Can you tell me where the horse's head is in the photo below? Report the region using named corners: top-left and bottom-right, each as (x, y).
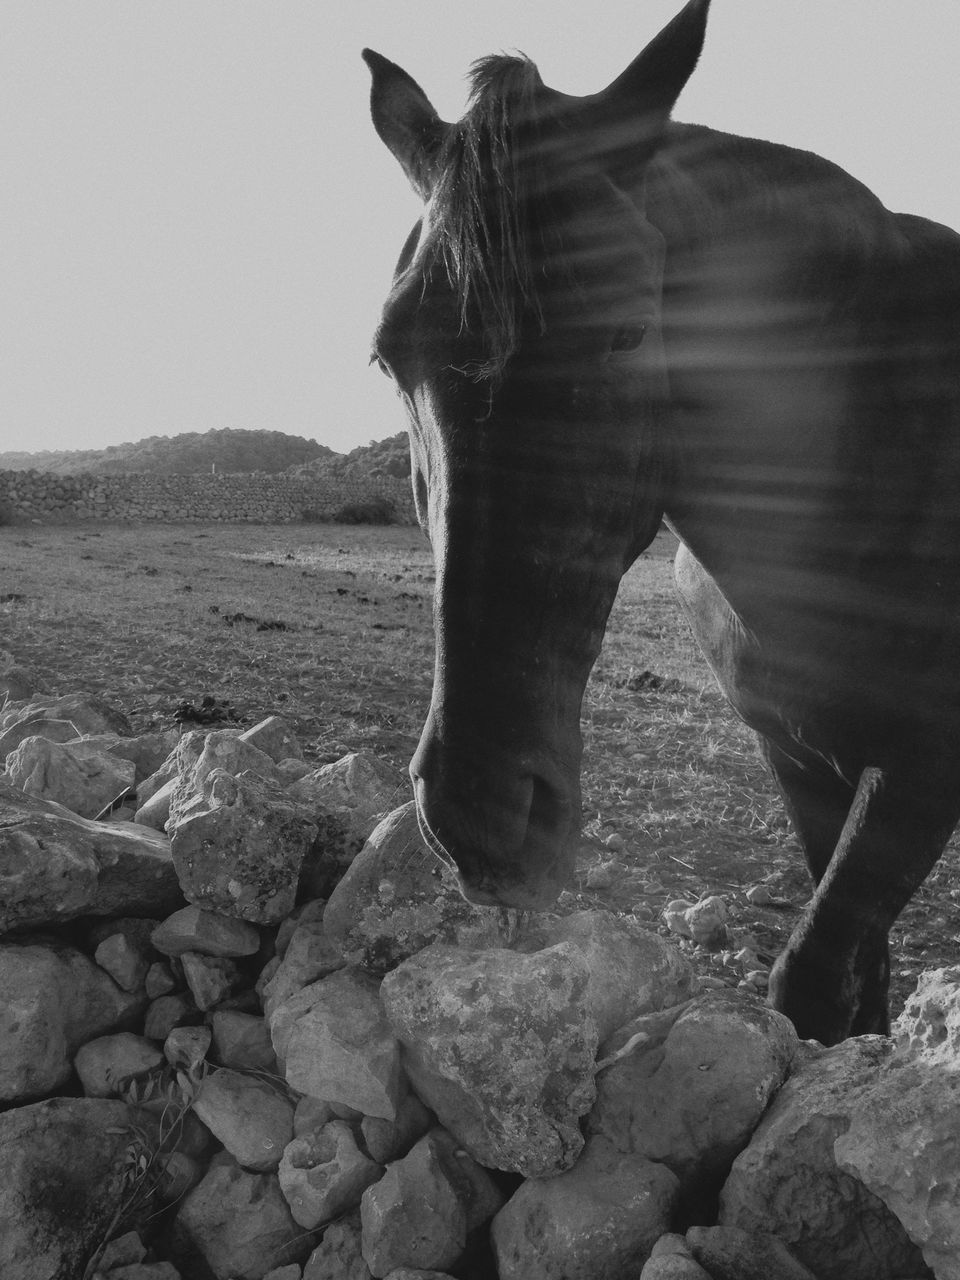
top-left (364, 1), bottom-right (708, 907)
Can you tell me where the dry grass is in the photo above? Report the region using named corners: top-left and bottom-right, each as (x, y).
top-left (3, 519), bottom-right (959, 1012)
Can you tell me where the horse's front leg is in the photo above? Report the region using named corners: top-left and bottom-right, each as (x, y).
top-left (767, 761), bottom-right (960, 1045)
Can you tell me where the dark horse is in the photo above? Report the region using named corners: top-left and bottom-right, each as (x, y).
top-left (363, 0), bottom-right (960, 1045)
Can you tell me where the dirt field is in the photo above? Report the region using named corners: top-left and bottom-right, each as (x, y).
top-left (3, 519), bottom-right (959, 1017)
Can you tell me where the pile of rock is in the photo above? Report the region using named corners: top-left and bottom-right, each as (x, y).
top-left (0, 661), bottom-right (956, 1280)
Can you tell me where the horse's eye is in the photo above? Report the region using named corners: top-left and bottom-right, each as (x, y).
top-left (369, 352), bottom-right (391, 377)
top-left (611, 322), bottom-right (647, 353)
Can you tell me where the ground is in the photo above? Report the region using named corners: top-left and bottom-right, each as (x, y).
top-left (3, 519), bottom-right (959, 1018)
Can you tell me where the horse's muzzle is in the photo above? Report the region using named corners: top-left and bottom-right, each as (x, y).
top-left (409, 732), bottom-right (579, 910)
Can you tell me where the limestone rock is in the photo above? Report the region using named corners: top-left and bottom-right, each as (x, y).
top-left (151, 904), bottom-right (261, 958)
top-left (322, 803), bottom-right (507, 973)
top-left (164, 1025), bottom-right (213, 1074)
top-left (94, 1229), bottom-right (147, 1271)
top-left (685, 1224), bottom-right (818, 1280)
top-left (302, 1210), bottom-right (372, 1280)
top-left (360, 1129), bottom-right (486, 1276)
top-left (192, 1068), bottom-right (295, 1171)
top-left (639, 1234), bottom-right (713, 1280)
top-left (171, 1154), bottom-right (311, 1280)
top-left (180, 951), bottom-right (242, 1010)
top-left (520, 909), bottom-right (695, 1040)
top-left (144, 993), bottom-right (203, 1041)
top-left (0, 659), bottom-right (39, 704)
top-left (490, 1135), bottom-right (680, 1280)
top-left (239, 715), bottom-right (303, 762)
top-left (279, 1118), bottom-right (383, 1228)
top-left (381, 941), bottom-right (598, 1176)
top-left (0, 1098), bottom-right (135, 1280)
top-left (0, 691), bottom-right (131, 759)
top-left (261, 917), bottom-right (345, 1020)
top-left (170, 768), bottom-right (318, 924)
top-left (92, 918), bottom-right (156, 991)
top-left (720, 1036), bottom-right (927, 1280)
top-left (0, 779), bottom-right (182, 934)
top-left (6, 733), bottom-right (136, 817)
top-left (590, 990), bottom-right (797, 1192)
top-left (832, 968), bottom-right (960, 1280)
top-left (210, 1009), bottom-right (278, 1072)
top-left (272, 967), bottom-right (403, 1120)
top-left (133, 776), bottom-right (177, 831)
top-left (290, 751), bottom-right (404, 894)
top-left (361, 1092), bottom-right (434, 1164)
top-left (0, 942), bottom-right (145, 1102)
top-left (75, 1032), bottom-right (165, 1097)
top-left (168, 728), bottom-right (280, 827)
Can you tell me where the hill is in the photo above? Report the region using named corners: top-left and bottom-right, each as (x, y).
top-left (0, 428), bottom-right (335, 476)
top-left (287, 432), bottom-right (410, 481)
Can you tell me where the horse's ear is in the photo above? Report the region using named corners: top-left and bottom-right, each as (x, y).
top-left (363, 50), bottom-right (450, 200)
top-left (583, 0), bottom-right (710, 177)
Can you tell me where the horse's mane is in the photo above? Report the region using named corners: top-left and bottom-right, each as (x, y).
top-left (435, 55), bottom-right (555, 381)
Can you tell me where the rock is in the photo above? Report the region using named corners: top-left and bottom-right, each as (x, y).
top-left (719, 1036), bottom-right (927, 1280)
top-left (170, 769), bottom-right (318, 924)
top-left (0, 941), bottom-right (145, 1102)
top-left (6, 734), bottom-right (136, 817)
top-left (168, 729), bottom-right (281, 827)
top-left (164, 1025), bottom-right (212, 1073)
top-left (520, 909), bottom-right (695, 1041)
top-left (590, 990), bottom-right (797, 1193)
top-left (261, 917), bottom-right (345, 1019)
top-left (192, 1068), bottom-right (295, 1171)
top-left (75, 1032), bottom-right (165, 1097)
top-left (639, 1234), bottom-right (713, 1280)
top-left (0, 1097), bottom-right (134, 1280)
top-left (0, 660), bottom-right (39, 704)
top-left (381, 941), bottom-right (598, 1176)
top-left (684, 896), bottom-right (729, 950)
top-left (276, 897), bottom-right (326, 958)
top-left (272, 967), bottom-right (403, 1120)
top-left (180, 951), bottom-right (242, 1010)
top-left (263, 1267), bottom-right (304, 1280)
top-left (302, 1210), bottom-right (372, 1280)
top-left (490, 1135), bottom-right (680, 1280)
top-left (0, 779), bottom-right (183, 934)
top-left (105, 1264), bottom-right (182, 1280)
top-left (144, 993), bottom-right (203, 1041)
top-left (151, 904), bottom-right (261, 957)
top-left (294, 1095), bottom-right (363, 1135)
top-left (290, 751), bottom-right (404, 895)
top-left (95, 1229), bottom-right (148, 1271)
top-left (361, 1092), bottom-right (434, 1164)
top-left (133, 776), bottom-right (177, 831)
top-left (240, 715), bottom-right (304, 762)
top-left (685, 1224), bottom-right (818, 1280)
top-left (662, 900), bottom-right (694, 938)
top-left (279, 1118), bottom-right (383, 1228)
top-left (321, 803), bottom-right (506, 973)
top-left (832, 968), bottom-right (960, 1280)
top-left (360, 1126), bottom-right (502, 1277)
top-left (145, 959), bottom-right (177, 998)
top-left (0, 691), bottom-right (131, 759)
top-left (171, 1154), bottom-right (311, 1280)
top-left (90, 917), bottom-right (158, 991)
top-left (210, 1009), bottom-right (278, 1072)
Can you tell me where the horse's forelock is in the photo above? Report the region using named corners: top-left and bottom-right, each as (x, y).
top-left (434, 55), bottom-right (555, 382)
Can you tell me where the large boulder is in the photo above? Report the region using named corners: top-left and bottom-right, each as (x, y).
top-left (0, 1097), bottom-right (134, 1280)
top-left (381, 941), bottom-right (598, 1177)
top-left (590, 990), bottom-right (797, 1193)
top-left (168, 730), bottom-right (281, 828)
top-left (490, 1135), bottom-right (679, 1280)
top-left (519, 910), bottom-right (695, 1041)
top-left (321, 803), bottom-right (506, 973)
top-left (280, 1119), bottom-right (383, 1229)
top-left (192, 1068), bottom-right (295, 1172)
top-left (0, 780), bottom-right (183, 934)
top-left (6, 735), bottom-right (136, 818)
top-left (0, 692), bottom-right (132, 760)
top-left (1, 942), bottom-right (146, 1103)
top-left (289, 751), bottom-right (404, 895)
top-left (171, 1154), bottom-right (312, 1280)
top-left (169, 769), bottom-right (318, 924)
top-left (719, 1036), bottom-right (928, 1280)
top-left (271, 967), bottom-right (404, 1120)
top-left (833, 967), bottom-right (960, 1280)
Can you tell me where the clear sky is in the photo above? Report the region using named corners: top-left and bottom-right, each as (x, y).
top-left (2, 1), bottom-right (957, 456)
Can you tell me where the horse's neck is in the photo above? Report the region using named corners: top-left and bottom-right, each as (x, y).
top-left (645, 124), bottom-right (913, 585)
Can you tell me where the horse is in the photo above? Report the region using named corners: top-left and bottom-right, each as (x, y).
top-left (362, 0), bottom-right (960, 1046)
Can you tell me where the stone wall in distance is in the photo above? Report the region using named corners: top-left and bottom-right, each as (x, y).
top-left (0, 469), bottom-right (416, 525)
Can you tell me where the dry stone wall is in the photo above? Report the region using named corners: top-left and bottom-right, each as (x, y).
top-left (0, 468), bottom-right (416, 525)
